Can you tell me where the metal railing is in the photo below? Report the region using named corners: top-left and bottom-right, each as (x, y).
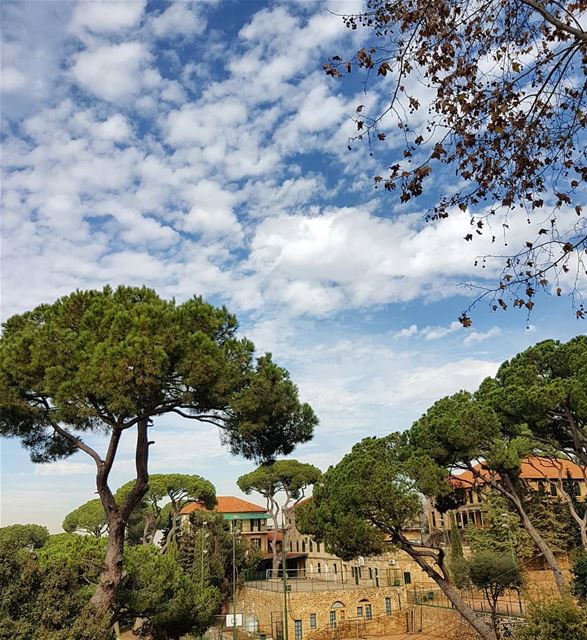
top-left (407, 584), bottom-right (526, 619)
top-left (243, 569), bottom-right (391, 592)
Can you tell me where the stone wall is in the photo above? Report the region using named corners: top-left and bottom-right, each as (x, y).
top-left (236, 584), bottom-right (409, 640)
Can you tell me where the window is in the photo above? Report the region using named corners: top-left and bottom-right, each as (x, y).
top-left (385, 597), bottom-right (392, 615)
top-left (251, 538), bottom-right (261, 549)
top-left (329, 611), bottom-right (336, 629)
top-left (310, 541), bottom-right (313, 552)
top-left (309, 614), bottom-right (317, 630)
top-left (550, 483), bottom-right (558, 497)
top-left (403, 572), bottom-right (411, 585)
top-left (294, 620), bottom-right (302, 640)
top-left (290, 542), bottom-right (293, 552)
top-left (302, 540), bottom-right (306, 552)
top-left (251, 519), bottom-right (262, 532)
top-left (316, 542), bottom-right (320, 552)
top-left (365, 605), bottom-right (372, 620)
top-left (538, 481), bottom-right (546, 495)
top-left (357, 607), bottom-right (363, 618)
top-left (317, 562), bottom-right (321, 573)
top-left (333, 564), bottom-right (337, 574)
top-left (432, 512), bottom-right (437, 528)
top-left (368, 568), bottom-right (373, 580)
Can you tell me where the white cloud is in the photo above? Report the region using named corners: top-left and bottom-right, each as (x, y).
top-left (183, 180), bottom-right (242, 241)
top-left (1, 66), bottom-right (28, 92)
top-left (71, 42), bottom-right (150, 102)
top-left (165, 101), bottom-right (248, 146)
top-left (395, 324), bottom-right (419, 338)
top-left (463, 327), bottom-right (502, 345)
top-left (96, 113), bottom-right (132, 141)
top-left (421, 321), bottom-right (462, 340)
top-left (34, 461), bottom-right (95, 476)
top-left (150, 2), bottom-right (206, 38)
top-left (70, 0), bottom-right (146, 35)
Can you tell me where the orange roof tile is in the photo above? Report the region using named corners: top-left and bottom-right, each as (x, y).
top-left (180, 495), bottom-right (267, 515)
top-left (451, 456), bottom-right (586, 487)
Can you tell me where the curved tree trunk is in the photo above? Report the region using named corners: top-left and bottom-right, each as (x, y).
top-left (91, 419), bottom-right (151, 615)
top-left (91, 516), bottom-right (126, 615)
top-left (398, 539), bottom-right (498, 640)
top-left (513, 499), bottom-right (567, 595)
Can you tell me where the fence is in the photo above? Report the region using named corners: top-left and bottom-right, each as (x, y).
top-left (244, 568), bottom-right (387, 592)
top-left (407, 584), bottom-right (526, 619)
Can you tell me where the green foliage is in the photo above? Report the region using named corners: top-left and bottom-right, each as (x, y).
top-left (62, 499), bottom-right (107, 538)
top-left (224, 356), bottom-right (318, 461)
top-left (38, 533), bottom-right (106, 590)
top-left (237, 459), bottom-right (322, 504)
top-left (449, 516), bottom-right (464, 561)
top-left (468, 551), bottom-right (523, 639)
top-left (0, 527), bottom-right (221, 639)
top-left (297, 436), bottom-right (421, 559)
top-left (0, 536), bottom-right (114, 640)
top-left (116, 473), bottom-right (216, 544)
top-left (490, 337), bottom-right (587, 458)
top-left (465, 493), bottom-right (535, 561)
top-left (177, 511), bottom-right (260, 599)
top-left (572, 551), bottom-right (587, 601)
top-left (514, 599), bottom-right (587, 640)
top-left (468, 551), bottom-right (522, 595)
top-left (409, 389), bottom-right (530, 478)
top-left (449, 516), bottom-right (469, 588)
top-left (0, 523), bottom-right (49, 549)
top-left (119, 544), bottom-right (220, 639)
top-left (0, 285), bottom-right (317, 464)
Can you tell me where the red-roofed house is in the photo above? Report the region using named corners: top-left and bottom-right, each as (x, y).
top-left (179, 496), bottom-right (271, 552)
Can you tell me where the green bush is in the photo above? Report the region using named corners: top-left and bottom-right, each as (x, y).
top-left (515, 599), bottom-right (587, 640)
top-left (572, 552), bottom-right (587, 602)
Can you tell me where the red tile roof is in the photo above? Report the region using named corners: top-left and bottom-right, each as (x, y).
top-left (180, 495), bottom-right (267, 515)
top-left (451, 456), bottom-right (586, 488)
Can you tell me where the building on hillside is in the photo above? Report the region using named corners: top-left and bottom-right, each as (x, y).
top-left (179, 495), bottom-right (271, 552)
top-left (276, 498), bottom-right (426, 590)
top-left (426, 455), bottom-right (587, 534)
top-left (237, 499), bottom-right (435, 640)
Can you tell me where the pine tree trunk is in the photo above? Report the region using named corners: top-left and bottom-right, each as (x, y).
top-left (401, 543), bottom-right (498, 640)
top-left (91, 516), bottom-right (126, 615)
top-left (499, 476), bottom-right (567, 596)
top-left (90, 418), bottom-right (151, 615)
top-left (515, 504), bottom-right (567, 596)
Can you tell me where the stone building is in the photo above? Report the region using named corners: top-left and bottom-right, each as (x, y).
top-left (426, 455), bottom-right (587, 535)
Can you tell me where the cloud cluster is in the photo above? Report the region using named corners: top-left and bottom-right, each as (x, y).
top-left (2, 1), bottom-right (580, 532)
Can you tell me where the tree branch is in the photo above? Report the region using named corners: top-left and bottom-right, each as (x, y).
top-left (519, 0), bottom-right (587, 42)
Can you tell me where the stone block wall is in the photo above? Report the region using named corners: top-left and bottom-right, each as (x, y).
top-left (237, 585), bottom-right (408, 640)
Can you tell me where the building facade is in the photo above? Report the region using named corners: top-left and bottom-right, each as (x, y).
top-left (179, 495), bottom-right (271, 553)
top-left (426, 455), bottom-right (587, 535)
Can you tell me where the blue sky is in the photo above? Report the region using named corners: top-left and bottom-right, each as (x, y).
top-left (1, 0), bottom-right (585, 531)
